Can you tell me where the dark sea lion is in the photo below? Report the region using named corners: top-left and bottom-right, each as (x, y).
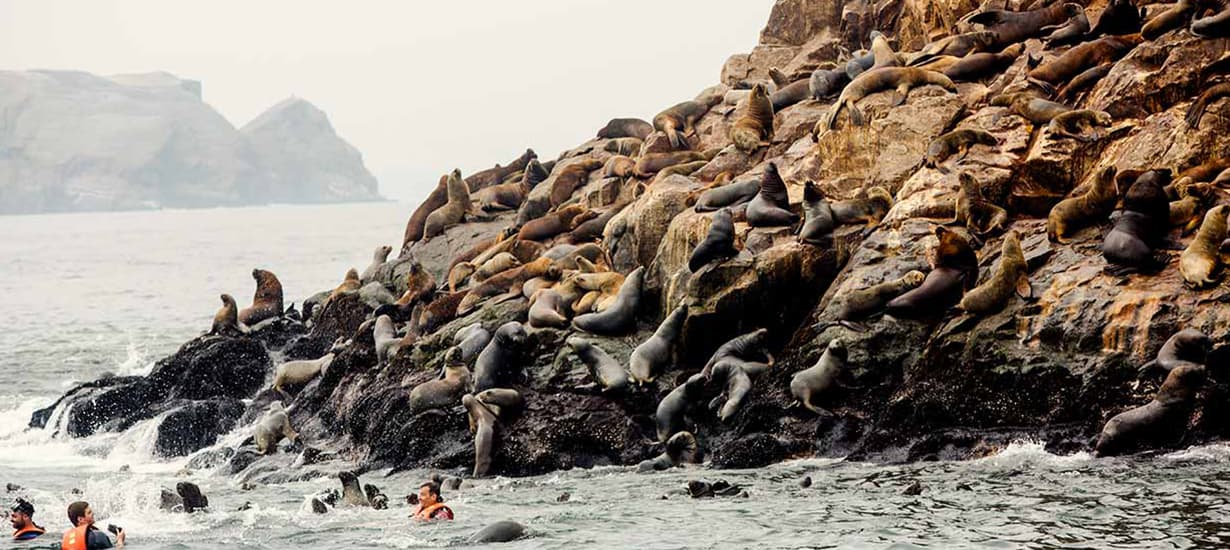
top-left (1055, 64), bottom-right (1113, 103)
top-left (565, 201), bottom-right (630, 244)
top-left (567, 337), bottom-right (629, 393)
top-left (408, 352), bottom-right (471, 412)
top-left (1102, 169), bottom-right (1171, 274)
top-left (604, 137), bottom-right (643, 157)
top-left (1089, 0), bottom-right (1143, 37)
top-left (810, 68), bottom-right (851, 100)
top-left (402, 173), bottom-right (448, 247)
top-left (968, 3), bottom-right (1082, 44)
top-left (845, 49), bottom-right (876, 80)
top-left (634, 150), bottom-right (713, 178)
top-left (746, 162), bottom-right (799, 227)
top-left (360, 246), bottom-right (391, 283)
top-left (338, 471), bottom-right (369, 506)
top-left (1028, 35), bottom-right (1142, 85)
top-left (1047, 109), bottom-right (1113, 141)
top-left (655, 373), bottom-right (707, 442)
top-left (907, 31), bottom-right (999, 66)
top-left (798, 182), bottom-right (835, 245)
top-left (254, 402), bottom-right (297, 455)
top-left (1095, 362), bottom-right (1205, 456)
top-left (238, 268), bottom-right (285, 326)
top-left (637, 431), bottom-right (701, 471)
top-left (629, 304), bottom-right (688, 385)
top-left (211, 294), bottom-right (243, 336)
top-left (951, 171), bottom-right (1009, 236)
top-left (1142, 0), bottom-right (1193, 39)
top-left (694, 176), bottom-right (760, 212)
top-left (885, 226), bottom-right (978, 318)
top-left (689, 208), bottom-right (738, 271)
top-left (1042, 7), bottom-right (1090, 46)
top-left (477, 388), bottom-right (523, 414)
top-left (958, 230), bottom-right (1030, 314)
top-left (1137, 329), bottom-right (1212, 380)
top-left (1192, 4), bottom-right (1230, 37)
top-left (527, 288), bottom-right (570, 329)
top-left (700, 328), bottom-right (772, 380)
top-left (790, 338), bottom-right (847, 415)
top-left (517, 205), bottom-right (593, 242)
top-left (925, 128), bottom-right (999, 168)
top-left (1047, 165), bottom-right (1120, 243)
top-left (548, 158), bottom-right (603, 208)
top-left (943, 43), bottom-right (1024, 82)
top-left (462, 394), bottom-right (498, 477)
top-left (454, 323), bottom-right (492, 363)
top-left (464, 149), bottom-right (537, 192)
top-left (473, 321), bottom-right (528, 393)
top-left (822, 67), bottom-right (957, 130)
top-left (572, 266), bottom-right (644, 335)
top-left (832, 186), bottom-right (894, 228)
top-left (767, 69), bottom-right (813, 111)
top-left (597, 118), bottom-right (653, 140)
top-left (423, 169), bottom-right (472, 240)
top-left (1185, 82), bottom-right (1230, 128)
top-left (469, 520), bottom-right (527, 543)
top-left (1180, 205), bottom-right (1228, 288)
top-left (730, 83), bottom-right (775, 153)
top-left (653, 93), bottom-right (722, 149)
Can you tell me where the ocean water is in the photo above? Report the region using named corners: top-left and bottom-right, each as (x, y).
top-left (3, 203), bottom-right (1230, 549)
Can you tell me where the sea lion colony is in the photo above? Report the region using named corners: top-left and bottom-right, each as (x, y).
top-left (58, 0), bottom-right (1230, 484)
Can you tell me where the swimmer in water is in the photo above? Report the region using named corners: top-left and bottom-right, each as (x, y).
top-left (410, 481), bottom-right (454, 521)
top-left (10, 498), bottom-right (45, 541)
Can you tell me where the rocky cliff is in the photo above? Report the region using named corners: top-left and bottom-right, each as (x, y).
top-left (34, 0), bottom-right (1230, 481)
top-left (0, 71), bottom-right (379, 214)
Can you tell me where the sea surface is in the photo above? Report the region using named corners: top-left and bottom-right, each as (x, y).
top-left (3, 203), bottom-right (1230, 549)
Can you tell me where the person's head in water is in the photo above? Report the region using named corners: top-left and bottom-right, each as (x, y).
top-left (66, 501), bottom-right (93, 528)
top-left (418, 481), bottom-right (443, 508)
top-left (10, 498), bottom-right (44, 539)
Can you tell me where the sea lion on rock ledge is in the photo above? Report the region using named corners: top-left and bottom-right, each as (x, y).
top-left (1136, 328), bottom-right (1212, 381)
top-left (1102, 169), bottom-right (1171, 275)
top-left (885, 226), bottom-right (978, 319)
top-left (655, 373), bottom-right (707, 442)
top-left (729, 83), bottom-right (774, 153)
top-left (423, 169), bottom-right (472, 240)
top-left (746, 162), bottom-right (798, 227)
top-left (790, 338), bottom-right (847, 415)
top-left (1095, 362), bottom-right (1206, 456)
top-left (239, 268), bottom-right (285, 326)
top-left (689, 207), bottom-right (739, 271)
top-left (821, 67), bottom-right (957, 131)
top-left (360, 246), bottom-right (391, 284)
top-left (567, 337), bottom-right (629, 393)
top-left (408, 348), bottom-right (471, 413)
top-left (629, 304), bottom-right (688, 385)
top-left (653, 93), bottom-right (722, 149)
top-left (473, 321), bottom-right (528, 393)
top-left (597, 117), bottom-right (653, 140)
top-left (1180, 205), bottom-right (1228, 288)
top-left (1047, 166), bottom-right (1119, 243)
top-left (211, 294), bottom-right (244, 336)
top-left (572, 266), bottom-right (644, 335)
top-left (957, 230), bottom-right (1030, 315)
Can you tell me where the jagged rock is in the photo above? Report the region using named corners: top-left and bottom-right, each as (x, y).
top-left (154, 399), bottom-right (245, 457)
top-left (407, 211), bottom-right (517, 283)
top-left (1088, 34), bottom-right (1230, 120)
top-left (711, 433), bottom-right (787, 469)
top-left (605, 174), bottom-right (702, 272)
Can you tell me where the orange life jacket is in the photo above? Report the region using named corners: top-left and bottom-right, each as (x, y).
top-left (61, 525), bottom-right (89, 550)
top-left (12, 524), bottom-right (45, 540)
top-left (412, 502), bottom-right (452, 521)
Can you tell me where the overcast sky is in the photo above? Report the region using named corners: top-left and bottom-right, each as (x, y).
top-left (0, 1), bottom-right (773, 203)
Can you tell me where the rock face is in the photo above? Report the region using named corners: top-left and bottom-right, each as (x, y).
top-left (0, 71), bottom-right (379, 214)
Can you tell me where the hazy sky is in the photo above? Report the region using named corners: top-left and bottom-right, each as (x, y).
top-left (0, 1), bottom-right (774, 203)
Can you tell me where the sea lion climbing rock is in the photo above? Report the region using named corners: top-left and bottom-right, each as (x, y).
top-left (700, 328), bottom-right (772, 380)
top-left (454, 323), bottom-right (492, 363)
top-left (1137, 329), bottom-right (1212, 380)
top-left (688, 207), bottom-right (738, 271)
top-left (566, 337), bottom-right (629, 393)
top-left (707, 358), bottom-right (767, 422)
top-left (462, 393), bottom-right (499, 477)
top-left (629, 304), bottom-right (688, 385)
top-left (958, 231), bottom-right (1030, 315)
top-left (746, 162), bottom-right (798, 227)
top-left (820, 271), bottom-right (926, 327)
top-left (372, 314), bottom-right (399, 367)
top-left (1047, 110), bottom-right (1113, 142)
top-left (573, 266), bottom-right (644, 335)
top-left (273, 353), bottom-right (334, 398)
top-left (637, 431), bottom-right (701, 472)
top-left (821, 67), bottom-right (957, 130)
top-left (1048, 166), bottom-right (1119, 243)
top-left (1095, 362), bottom-right (1206, 456)
top-left (408, 351), bottom-right (471, 413)
top-left (239, 269), bottom-right (284, 326)
top-left (1180, 205), bottom-right (1228, 288)
top-left (798, 182), bottom-right (835, 245)
top-left (473, 321), bottom-right (527, 393)
top-left (790, 338), bottom-right (847, 415)
top-left (886, 226), bottom-right (978, 318)
top-left (254, 402), bottom-right (298, 455)
top-left (729, 83), bottom-right (774, 153)
top-left (655, 373), bottom-right (707, 442)
top-left (423, 169), bottom-right (472, 240)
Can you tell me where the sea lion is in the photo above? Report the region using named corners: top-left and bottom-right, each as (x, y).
top-left (566, 337), bottom-right (629, 393)
top-left (818, 270), bottom-right (926, 328)
top-left (790, 338), bottom-right (847, 415)
top-left (1028, 35), bottom-right (1142, 85)
top-left (655, 373), bottom-right (707, 442)
top-left (942, 43), bottom-right (1024, 82)
top-left (324, 268), bottom-right (361, 309)
top-left (1142, 0), bottom-right (1193, 39)
top-left (832, 186), bottom-right (894, 228)
top-left (473, 321), bottom-right (527, 392)
top-left (239, 269), bottom-right (285, 326)
top-left (1169, 179), bottom-right (1214, 234)
top-left (1192, 4), bottom-right (1230, 37)
top-left (565, 202), bottom-right (629, 244)
top-left (700, 328), bottom-right (772, 380)
top-left (408, 352), bottom-right (471, 413)
top-left (527, 288), bottom-right (570, 329)
top-left (634, 150), bottom-right (713, 178)
top-left (845, 49), bottom-right (876, 80)
top-left (572, 266), bottom-right (644, 335)
top-left (468, 520), bottom-right (527, 544)
top-left (925, 128), bottom-right (999, 169)
top-left (604, 137), bottom-right (643, 157)
top-left (951, 171), bottom-right (1009, 236)
top-left (373, 314), bottom-right (399, 367)
top-left (597, 117), bottom-right (653, 140)
top-left (603, 155), bottom-right (636, 179)
top-left (1180, 205), bottom-right (1228, 288)
top-left (473, 252), bottom-right (521, 282)
top-left (822, 67), bottom-right (957, 130)
top-left (476, 387), bottom-right (523, 413)
top-left (476, 159), bottom-right (548, 211)
top-left (210, 293), bottom-right (243, 336)
top-left (967, 3), bottom-right (1083, 45)
top-left (360, 246), bottom-right (392, 283)
top-left (1177, 160), bottom-right (1230, 184)
top-left (689, 208), bottom-right (739, 271)
top-left (1048, 166), bottom-right (1120, 243)
top-left (958, 230), bottom-right (1030, 314)
top-left (1137, 329), bottom-right (1212, 380)
top-left (549, 159), bottom-right (603, 208)
top-left (464, 149), bottom-right (537, 192)
top-left (868, 32), bottom-right (903, 70)
top-left (518, 205), bottom-right (594, 242)
top-left (254, 402), bottom-right (298, 455)
top-left (730, 84), bottom-right (775, 153)
top-left (273, 353), bottom-right (335, 398)
top-left (1055, 64), bottom-right (1113, 103)
top-left (637, 431), bottom-right (701, 471)
top-left (652, 93), bottom-right (721, 149)
top-left (1095, 362), bottom-right (1205, 456)
top-left (1047, 109), bottom-right (1113, 141)
top-left (707, 359), bottom-right (766, 422)
top-left (402, 173), bottom-right (449, 246)
top-left (885, 226), bottom-right (979, 318)
top-left (1103, 169), bottom-right (1171, 274)
top-left (994, 93), bottom-right (1072, 124)
top-left (798, 182), bottom-right (836, 245)
top-left (423, 169), bottom-right (472, 240)
top-left (338, 472), bottom-right (369, 506)
top-left (571, 270), bottom-right (625, 314)
top-left (1089, 0), bottom-right (1143, 37)
top-left (454, 323), bottom-right (492, 363)
top-left (629, 304), bottom-right (688, 385)
top-left (694, 176), bottom-right (760, 212)
top-left (1185, 82), bottom-right (1230, 128)
top-left (461, 394), bottom-right (498, 477)
top-left (1042, 7), bottom-right (1090, 46)
top-left (810, 68), bottom-right (851, 100)
top-left (746, 162), bottom-right (799, 227)
top-left (358, 281), bottom-right (397, 309)
top-left (767, 69), bottom-right (812, 111)
top-left (907, 31), bottom-right (999, 65)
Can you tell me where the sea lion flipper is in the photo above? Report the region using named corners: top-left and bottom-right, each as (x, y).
top-left (1015, 275), bottom-right (1033, 299)
top-left (849, 104), bottom-right (865, 126)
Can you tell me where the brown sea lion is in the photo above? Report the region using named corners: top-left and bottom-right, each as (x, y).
top-left (832, 186), bottom-right (894, 228)
top-left (517, 205), bottom-right (594, 242)
top-left (475, 159), bottom-right (549, 211)
top-left (653, 93), bottom-right (722, 149)
top-left (994, 93), bottom-right (1072, 124)
top-left (239, 268), bottom-right (284, 326)
top-left (549, 159), bottom-right (604, 208)
top-left (943, 43), bottom-right (1024, 82)
top-left (1042, 7), bottom-right (1090, 46)
top-left (958, 230), bottom-right (1030, 314)
top-left (602, 155), bottom-right (636, 179)
top-left (527, 288), bottom-right (571, 329)
top-left (465, 149), bottom-right (537, 192)
top-left (634, 150), bottom-right (714, 178)
top-left (566, 337), bottom-right (629, 393)
top-left (418, 291), bottom-right (468, 335)
top-left (730, 83), bottom-right (775, 153)
top-left (1192, 4), bottom-right (1230, 37)
top-left (1103, 169), bottom-right (1171, 274)
top-left (409, 353), bottom-right (471, 413)
top-left (1185, 82), bottom-right (1230, 128)
top-left (1180, 205), bottom-right (1228, 288)
top-left (597, 118), bottom-right (653, 140)
top-left (1169, 179), bottom-right (1214, 234)
top-left (1047, 109), bottom-right (1113, 141)
top-left (1055, 64), bottom-right (1113, 103)
top-left (907, 31), bottom-right (999, 66)
top-left (1089, 0), bottom-right (1143, 37)
top-left (950, 172), bottom-right (1008, 237)
top-left (746, 162), bottom-right (799, 227)
top-left (322, 268), bottom-right (362, 313)
top-left (423, 169), bottom-right (472, 240)
top-left (571, 270), bottom-right (625, 313)
top-left (1028, 35), bottom-right (1143, 85)
top-left (885, 226), bottom-right (979, 318)
top-left (1048, 166), bottom-right (1120, 243)
top-left (821, 67), bottom-right (957, 130)
top-left (473, 252), bottom-right (521, 282)
top-left (401, 173), bottom-right (449, 247)
top-left (210, 293), bottom-right (242, 336)
top-left (604, 137), bottom-right (643, 157)
top-left (1095, 362), bottom-right (1205, 457)
top-left (925, 128), bottom-right (999, 169)
top-left (565, 200), bottom-right (632, 244)
top-left (1142, 0), bottom-right (1193, 39)
top-left (868, 32), bottom-right (903, 70)
top-left (655, 160), bottom-right (709, 180)
top-left (817, 271), bottom-right (926, 328)
top-left (458, 257), bottom-right (561, 314)
top-left (970, 3), bottom-right (1083, 44)
top-left (1177, 159), bottom-right (1230, 184)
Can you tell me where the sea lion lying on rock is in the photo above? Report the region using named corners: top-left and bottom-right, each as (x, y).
top-left (1095, 362), bottom-right (1206, 456)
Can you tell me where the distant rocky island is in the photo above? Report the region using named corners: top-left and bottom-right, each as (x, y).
top-left (0, 70), bottom-right (379, 214)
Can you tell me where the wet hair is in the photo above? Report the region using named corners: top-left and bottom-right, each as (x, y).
top-left (66, 501), bottom-right (89, 526)
top-left (10, 498), bottom-right (34, 517)
top-left (419, 481), bottom-right (442, 500)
